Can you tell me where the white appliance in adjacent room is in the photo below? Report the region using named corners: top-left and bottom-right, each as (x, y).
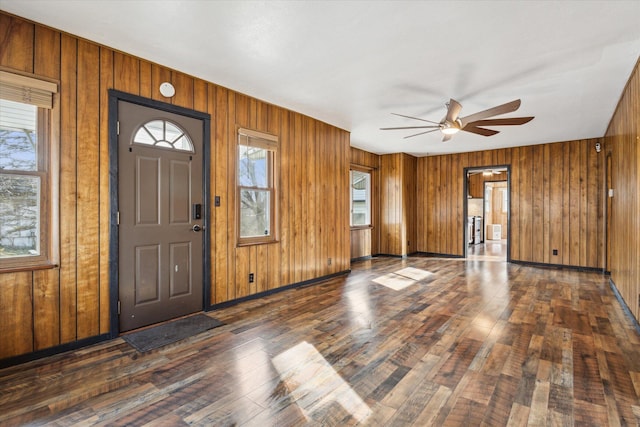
top-left (487, 224), bottom-right (502, 240)
top-left (467, 217), bottom-right (474, 244)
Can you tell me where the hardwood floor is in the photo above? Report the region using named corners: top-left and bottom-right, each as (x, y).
top-left (1, 257), bottom-right (639, 426)
top-left (467, 239), bottom-right (507, 261)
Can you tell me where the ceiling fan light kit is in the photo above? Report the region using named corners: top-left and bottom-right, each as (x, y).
top-left (381, 98), bottom-right (534, 142)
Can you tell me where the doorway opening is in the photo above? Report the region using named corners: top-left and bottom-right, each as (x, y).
top-left (463, 166), bottom-right (510, 261)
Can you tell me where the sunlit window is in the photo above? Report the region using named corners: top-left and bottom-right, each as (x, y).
top-left (237, 128), bottom-right (278, 245)
top-left (0, 71), bottom-right (58, 269)
top-left (350, 169), bottom-right (371, 227)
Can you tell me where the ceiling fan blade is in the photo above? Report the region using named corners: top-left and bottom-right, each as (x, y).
top-left (460, 99), bottom-right (522, 127)
top-left (462, 126), bottom-right (500, 137)
top-left (404, 129), bottom-right (441, 139)
top-left (445, 98), bottom-right (463, 123)
top-left (391, 112), bottom-right (440, 125)
top-left (380, 125), bottom-right (440, 130)
top-left (467, 116), bottom-right (534, 127)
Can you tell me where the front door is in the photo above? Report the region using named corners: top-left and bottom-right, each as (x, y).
top-left (118, 100), bottom-right (204, 332)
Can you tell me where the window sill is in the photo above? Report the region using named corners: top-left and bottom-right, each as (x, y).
top-left (350, 225), bottom-right (373, 231)
top-left (237, 239), bottom-right (280, 248)
top-left (0, 263), bottom-right (58, 274)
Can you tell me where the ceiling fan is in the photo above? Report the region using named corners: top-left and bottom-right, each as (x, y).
top-left (380, 98), bottom-right (534, 142)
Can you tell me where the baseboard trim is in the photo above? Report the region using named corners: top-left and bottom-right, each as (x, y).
top-left (608, 278), bottom-right (640, 336)
top-left (510, 259), bottom-right (605, 273)
top-left (0, 333), bottom-right (112, 369)
top-left (205, 269), bottom-right (351, 311)
top-left (351, 255), bottom-right (373, 262)
top-left (414, 252), bottom-right (465, 259)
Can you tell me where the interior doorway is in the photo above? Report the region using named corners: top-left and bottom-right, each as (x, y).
top-left (464, 166), bottom-right (510, 261)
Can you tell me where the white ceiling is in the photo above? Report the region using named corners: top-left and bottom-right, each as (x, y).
top-left (2, 1), bottom-right (639, 156)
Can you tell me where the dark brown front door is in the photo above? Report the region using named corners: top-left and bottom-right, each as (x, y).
top-left (118, 100), bottom-right (204, 332)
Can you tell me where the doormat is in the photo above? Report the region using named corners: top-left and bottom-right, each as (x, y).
top-left (122, 314), bottom-right (224, 353)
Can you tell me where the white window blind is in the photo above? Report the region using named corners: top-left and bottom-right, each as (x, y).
top-left (0, 71), bottom-right (58, 109)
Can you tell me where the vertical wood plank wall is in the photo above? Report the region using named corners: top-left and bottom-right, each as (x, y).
top-left (349, 148), bottom-right (380, 259)
top-left (606, 58), bottom-right (640, 322)
top-left (379, 153), bottom-right (417, 256)
top-left (0, 13), bottom-right (350, 360)
top-left (417, 140), bottom-right (605, 269)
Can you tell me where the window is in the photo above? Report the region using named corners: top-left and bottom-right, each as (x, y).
top-left (237, 128), bottom-right (278, 245)
top-left (350, 169), bottom-right (371, 227)
top-left (133, 119), bottom-right (194, 152)
top-left (0, 71), bottom-right (58, 270)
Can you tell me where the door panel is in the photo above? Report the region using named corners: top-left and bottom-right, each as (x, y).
top-left (118, 100), bottom-right (204, 332)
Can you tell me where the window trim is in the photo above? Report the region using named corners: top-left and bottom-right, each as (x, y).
top-left (350, 167), bottom-right (372, 228)
top-left (0, 70), bottom-right (59, 272)
top-left (236, 127), bottom-right (278, 246)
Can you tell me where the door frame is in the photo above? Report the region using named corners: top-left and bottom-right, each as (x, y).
top-left (462, 165), bottom-right (511, 261)
top-left (108, 89), bottom-right (211, 337)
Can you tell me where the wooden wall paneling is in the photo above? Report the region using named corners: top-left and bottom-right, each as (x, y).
top-left (213, 85), bottom-right (228, 303)
top-left (432, 156), bottom-right (441, 254)
top-left (510, 147), bottom-right (520, 260)
top-left (568, 141), bottom-right (580, 265)
top-left (171, 71), bottom-right (194, 109)
top-left (341, 131), bottom-right (350, 269)
top-left (235, 246), bottom-right (250, 298)
top-left (113, 52), bottom-right (139, 95)
top-left (0, 14), bottom-right (33, 72)
top-left (452, 154), bottom-right (462, 255)
top-left (424, 156), bottom-right (435, 253)
top-left (249, 245), bottom-right (257, 295)
top-left (579, 140), bottom-right (588, 266)
top-left (267, 104), bottom-right (281, 290)
top-left (138, 60), bottom-right (152, 99)
top-left (305, 117), bottom-right (316, 280)
top-left (416, 154), bottom-right (425, 251)
top-left (75, 39), bottom-right (101, 339)
top-left (293, 113), bottom-right (303, 283)
top-left (34, 25), bottom-right (60, 79)
top-left (226, 91), bottom-right (237, 301)
top-left (151, 64), bottom-right (171, 102)
top-left (98, 47), bottom-right (113, 333)
top-left (519, 146), bottom-right (533, 262)
top-left (0, 273), bottom-right (33, 358)
top-left (561, 142), bottom-right (571, 265)
top-left (279, 110), bottom-right (291, 286)
top-left (549, 143), bottom-right (563, 264)
top-left (33, 269), bottom-right (60, 350)
top-left (543, 143), bottom-right (551, 263)
top-left (59, 33), bottom-right (78, 344)
top-left (193, 79), bottom-right (208, 113)
top-left (532, 145), bottom-right (544, 263)
top-left (440, 154), bottom-right (450, 254)
top-left (586, 139), bottom-right (598, 267)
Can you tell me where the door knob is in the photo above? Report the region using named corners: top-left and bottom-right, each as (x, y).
top-left (191, 224), bottom-right (202, 232)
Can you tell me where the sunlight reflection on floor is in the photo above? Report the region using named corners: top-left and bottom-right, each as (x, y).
top-left (272, 341), bottom-right (371, 423)
top-left (372, 267), bottom-right (434, 291)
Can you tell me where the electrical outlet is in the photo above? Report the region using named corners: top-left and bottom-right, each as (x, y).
top-left (552, 249), bottom-right (558, 256)
top-left (249, 273), bottom-right (254, 283)
top-left (328, 258), bottom-right (332, 266)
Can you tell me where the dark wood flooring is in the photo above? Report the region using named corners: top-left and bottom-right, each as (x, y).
top-left (1, 256), bottom-right (639, 426)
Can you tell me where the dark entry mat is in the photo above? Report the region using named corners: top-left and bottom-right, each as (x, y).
top-left (122, 314), bottom-right (224, 352)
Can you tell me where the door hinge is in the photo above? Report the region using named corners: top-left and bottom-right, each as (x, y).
top-left (117, 300), bottom-right (121, 315)
top-left (116, 211), bottom-right (120, 225)
top-left (116, 120), bottom-right (120, 135)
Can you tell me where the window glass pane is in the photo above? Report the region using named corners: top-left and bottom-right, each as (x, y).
top-left (133, 119), bottom-right (194, 152)
top-left (238, 145), bottom-right (268, 188)
top-left (239, 189), bottom-right (270, 238)
top-left (0, 174), bottom-right (40, 258)
top-left (351, 170), bottom-right (370, 226)
top-left (0, 99), bottom-right (37, 171)
top-left (144, 120), bottom-right (164, 141)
